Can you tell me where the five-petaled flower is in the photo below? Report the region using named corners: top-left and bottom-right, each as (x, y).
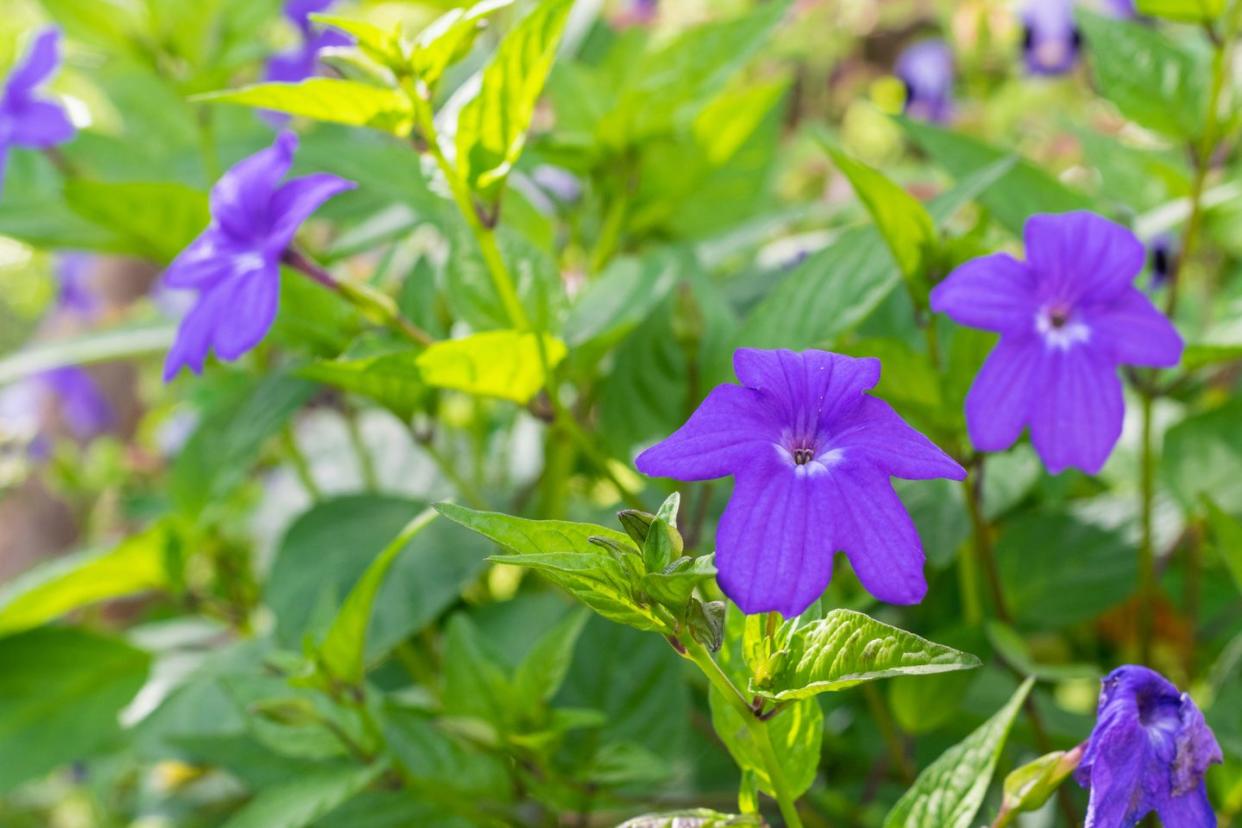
top-left (930, 211), bottom-right (1182, 474)
top-left (162, 131), bottom-right (355, 380)
top-left (1077, 665), bottom-right (1222, 828)
top-left (895, 39), bottom-right (954, 124)
top-left (635, 348), bottom-right (965, 617)
top-left (0, 27), bottom-right (75, 194)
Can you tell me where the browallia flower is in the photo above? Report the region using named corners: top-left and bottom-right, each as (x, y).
top-left (265, 0), bottom-right (351, 86)
top-left (56, 252), bottom-right (98, 317)
top-left (0, 28), bottom-right (75, 194)
top-left (1076, 666), bottom-right (1222, 827)
top-left (162, 131), bottom-right (355, 380)
top-left (895, 39), bottom-right (954, 123)
top-left (0, 367), bottom-right (112, 456)
top-left (930, 211), bottom-right (1182, 474)
top-left (1020, 0), bottom-right (1081, 75)
top-left (635, 348), bottom-right (966, 617)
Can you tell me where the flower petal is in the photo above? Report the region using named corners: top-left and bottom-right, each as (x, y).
top-left (1024, 211), bottom-right (1144, 304)
top-left (733, 348), bottom-right (880, 434)
top-left (1079, 720), bottom-right (1150, 828)
top-left (930, 253), bottom-right (1037, 334)
top-left (161, 231), bottom-right (234, 289)
top-left (1157, 783), bottom-right (1215, 828)
top-left (1086, 287), bottom-right (1183, 368)
top-left (164, 291), bottom-right (220, 380)
top-left (714, 456), bottom-right (835, 617)
top-left (209, 266), bottom-right (281, 361)
top-left (965, 335), bottom-right (1043, 453)
top-left (6, 28), bottom-right (60, 94)
top-left (269, 172), bottom-right (356, 249)
top-left (1028, 345), bottom-right (1124, 475)
top-left (825, 462), bottom-right (926, 605)
top-left (8, 99), bottom-right (74, 148)
top-left (832, 397), bottom-right (965, 480)
top-left (636, 385), bottom-right (778, 482)
top-left (210, 132), bottom-right (298, 241)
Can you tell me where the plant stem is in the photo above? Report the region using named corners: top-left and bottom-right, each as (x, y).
top-left (863, 684), bottom-right (914, 784)
top-left (282, 424), bottom-right (320, 500)
top-left (1138, 390), bottom-right (1156, 664)
top-left (680, 638), bottom-right (803, 828)
top-left (343, 402), bottom-right (380, 492)
top-left (962, 457), bottom-right (1010, 623)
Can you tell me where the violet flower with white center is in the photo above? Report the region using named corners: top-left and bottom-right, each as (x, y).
top-left (930, 211), bottom-right (1183, 474)
top-left (1077, 665), bottom-right (1222, 827)
top-left (162, 131), bottom-right (355, 380)
top-left (636, 348), bottom-right (965, 617)
top-left (895, 39), bottom-right (954, 124)
top-left (1020, 0), bottom-right (1082, 76)
top-left (0, 28), bottom-right (75, 195)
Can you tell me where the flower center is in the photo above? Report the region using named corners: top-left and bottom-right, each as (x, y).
top-left (1036, 304), bottom-right (1090, 350)
top-left (792, 447), bottom-right (815, 465)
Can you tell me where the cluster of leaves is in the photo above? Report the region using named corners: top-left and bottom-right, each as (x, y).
top-left (0, 0), bottom-right (1240, 826)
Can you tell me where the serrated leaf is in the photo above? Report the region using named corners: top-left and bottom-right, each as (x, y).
top-left (454, 0), bottom-right (573, 199)
top-left (0, 521), bottom-right (172, 634)
top-left (319, 507), bottom-right (439, 683)
top-left (198, 79), bottom-right (413, 133)
top-left (1079, 10), bottom-right (1206, 140)
top-left (64, 180), bottom-right (209, 263)
top-left (882, 678), bottom-right (1034, 828)
top-left (411, 0), bottom-right (514, 91)
top-left (221, 764), bottom-right (384, 828)
top-left (753, 609), bottom-right (980, 701)
top-left (415, 330), bottom-right (566, 403)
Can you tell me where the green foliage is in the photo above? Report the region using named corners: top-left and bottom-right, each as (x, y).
top-left (199, 79), bottom-right (414, 133)
top-left (221, 765), bottom-right (386, 828)
top-left (415, 330), bottom-right (567, 403)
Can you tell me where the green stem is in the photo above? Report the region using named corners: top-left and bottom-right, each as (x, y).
top-left (343, 403), bottom-right (380, 492)
top-left (414, 428), bottom-right (489, 510)
top-left (863, 684), bottom-right (913, 784)
top-left (282, 424), bottom-right (320, 500)
top-left (1138, 391), bottom-right (1156, 663)
top-left (962, 458), bottom-right (1010, 623)
top-left (681, 638), bottom-right (803, 828)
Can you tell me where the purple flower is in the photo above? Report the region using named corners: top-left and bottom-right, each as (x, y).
top-left (1020, 0), bottom-right (1081, 75)
top-left (162, 131), bottom-right (355, 380)
top-left (41, 366), bottom-right (112, 440)
top-left (1102, 0), bottom-right (1137, 18)
top-left (56, 252), bottom-right (98, 317)
top-left (930, 212), bottom-right (1182, 474)
top-left (1147, 233), bottom-right (1177, 292)
top-left (895, 39), bottom-right (954, 124)
top-left (635, 349), bottom-right (966, 617)
top-left (0, 28), bottom-right (75, 194)
top-left (1076, 665), bottom-right (1222, 828)
top-left (264, 0), bottom-right (351, 86)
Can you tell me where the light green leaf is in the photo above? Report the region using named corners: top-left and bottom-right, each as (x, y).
top-left (311, 13), bottom-right (402, 67)
top-left (1203, 497), bottom-right (1242, 595)
top-left (435, 502), bottom-right (635, 554)
top-left (0, 627), bottom-right (151, 792)
top-left (564, 251), bottom-right (681, 349)
top-left (411, 0), bottom-right (515, 91)
top-left (64, 180), bottom-right (209, 263)
top-left (197, 79), bottom-right (413, 133)
top-left (0, 321), bottom-right (176, 386)
top-left (442, 613), bottom-right (515, 727)
top-left (882, 678), bottom-right (1034, 828)
top-left (754, 609), bottom-right (980, 701)
top-left (0, 522), bottom-right (172, 634)
top-left (297, 350), bottom-right (426, 419)
top-left (927, 155), bottom-right (1020, 226)
top-left (995, 747), bottom-right (1084, 827)
top-left (618, 811), bottom-right (762, 828)
top-left (319, 507), bottom-right (439, 683)
top-left (1078, 10), bottom-right (1206, 140)
top-left (826, 147), bottom-right (936, 286)
top-left (454, 0), bottom-right (573, 199)
top-left (1135, 0), bottom-right (1224, 23)
top-left (415, 330), bottom-right (567, 403)
top-left (1163, 398), bottom-right (1242, 513)
top-left (221, 764), bottom-right (384, 828)
top-left (1182, 342), bottom-right (1242, 371)
top-left (512, 609), bottom-right (589, 705)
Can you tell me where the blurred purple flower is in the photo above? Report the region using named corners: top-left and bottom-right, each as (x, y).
top-left (1020, 0), bottom-right (1081, 75)
top-left (162, 131), bottom-right (355, 380)
top-left (931, 211), bottom-right (1183, 474)
top-left (0, 366), bottom-right (112, 455)
top-left (531, 165), bottom-right (583, 206)
top-left (1076, 665), bottom-right (1222, 828)
top-left (635, 348), bottom-right (965, 617)
top-left (1147, 233), bottom-right (1177, 292)
top-left (55, 252), bottom-right (98, 317)
top-left (1102, 0), bottom-right (1137, 18)
top-left (895, 39), bottom-right (954, 123)
top-left (0, 28), bottom-right (75, 194)
top-left (265, 0), bottom-right (351, 85)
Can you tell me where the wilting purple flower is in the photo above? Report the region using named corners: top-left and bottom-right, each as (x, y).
top-left (55, 252), bottom-right (98, 317)
top-left (0, 28), bottom-right (75, 194)
top-left (1076, 666), bottom-right (1222, 828)
top-left (931, 212), bottom-right (1183, 474)
top-left (635, 348), bottom-right (965, 617)
top-left (1020, 0), bottom-right (1081, 75)
top-left (265, 0), bottom-right (351, 86)
top-left (895, 40), bottom-right (954, 124)
top-left (1147, 234), bottom-right (1177, 292)
top-left (162, 131), bottom-right (355, 380)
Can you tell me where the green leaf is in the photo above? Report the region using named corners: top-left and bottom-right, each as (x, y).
top-left (1078, 11), bottom-right (1207, 140)
top-left (617, 810), bottom-right (763, 827)
top-left (826, 147), bottom-right (936, 290)
top-left (903, 119), bottom-right (1091, 234)
top-left (410, 0), bottom-right (515, 91)
top-left (996, 747), bottom-right (1084, 827)
top-left (297, 349), bottom-right (426, 420)
top-left (197, 79), bottom-right (413, 133)
top-left (0, 321), bottom-right (177, 386)
top-left (442, 613), bottom-right (515, 728)
top-left (0, 521), bottom-right (172, 634)
top-left (986, 622), bottom-right (1100, 682)
top-left (0, 627), bottom-right (151, 792)
top-left (1135, 0), bottom-right (1224, 23)
top-left (415, 330), bottom-right (567, 403)
top-left (642, 555), bottom-right (716, 610)
top-left (754, 609), bottom-right (980, 701)
top-left (563, 251), bottom-right (680, 350)
top-left (435, 502), bottom-right (635, 554)
top-left (927, 155), bottom-right (1020, 227)
top-left (1163, 399), bottom-right (1242, 513)
top-left (379, 702), bottom-right (512, 799)
top-left (221, 764), bottom-right (384, 828)
top-left (882, 678), bottom-right (1034, 828)
top-left (512, 609), bottom-right (589, 705)
top-left (454, 0), bottom-right (574, 199)
top-left (311, 13), bottom-right (402, 67)
top-left (319, 508), bottom-right (439, 683)
top-left (1182, 342), bottom-right (1242, 371)
top-left (1203, 497), bottom-right (1242, 595)
top-left (64, 180), bottom-right (209, 263)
